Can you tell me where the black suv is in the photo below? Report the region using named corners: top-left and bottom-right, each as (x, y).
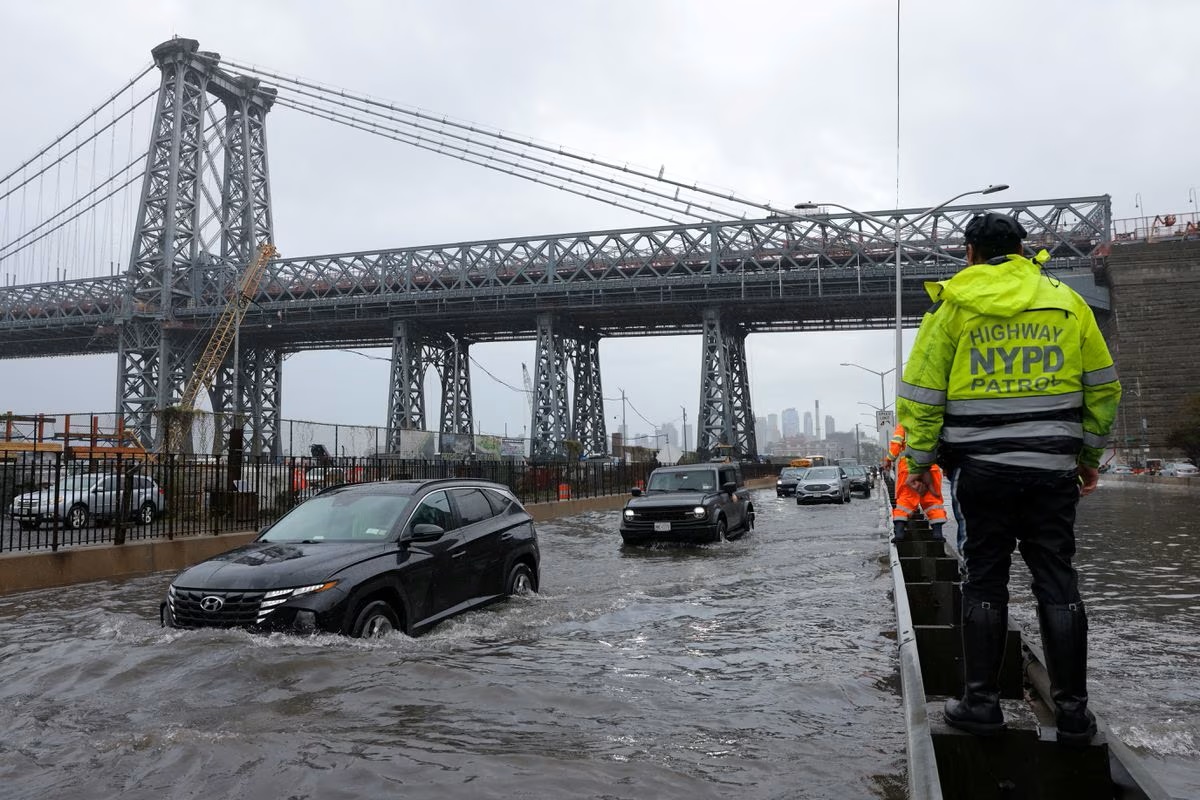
top-left (844, 465), bottom-right (872, 498)
top-left (161, 479), bottom-right (539, 637)
top-left (620, 463), bottom-right (754, 544)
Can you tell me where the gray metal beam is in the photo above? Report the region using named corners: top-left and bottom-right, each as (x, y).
top-left (531, 313), bottom-right (570, 460)
top-left (696, 308), bottom-right (757, 461)
top-left (569, 334), bottom-right (607, 456)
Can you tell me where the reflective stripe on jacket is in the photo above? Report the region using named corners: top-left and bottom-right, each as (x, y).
top-left (897, 252), bottom-right (1121, 472)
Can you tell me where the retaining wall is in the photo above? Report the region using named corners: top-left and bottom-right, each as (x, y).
top-left (0, 477), bottom-right (775, 596)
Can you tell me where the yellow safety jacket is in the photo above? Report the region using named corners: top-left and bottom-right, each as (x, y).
top-left (897, 253), bottom-right (1121, 473)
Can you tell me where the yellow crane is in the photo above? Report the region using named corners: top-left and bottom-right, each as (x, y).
top-left (165, 243), bottom-right (277, 451)
top-left (179, 243), bottom-right (277, 410)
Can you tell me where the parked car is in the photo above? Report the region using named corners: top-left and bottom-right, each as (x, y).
top-left (620, 463), bottom-right (754, 545)
top-left (843, 465), bottom-right (872, 498)
top-left (776, 467), bottom-right (807, 497)
top-left (1107, 464), bottom-right (1134, 475)
top-left (10, 471), bottom-right (163, 530)
top-left (796, 466), bottom-right (852, 505)
top-left (1161, 462), bottom-right (1198, 477)
top-left (161, 479), bottom-right (539, 637)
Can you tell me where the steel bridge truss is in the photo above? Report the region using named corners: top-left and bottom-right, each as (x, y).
top-left (116, 38), bottom-right (277, 448)
top-left (697, 309), bottom-right (757, 461)
top-left (0, 197), bottom-right (1111, 337)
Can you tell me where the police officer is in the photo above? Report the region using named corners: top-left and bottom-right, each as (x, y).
top-left (897, 212), bottom-right (1121, 745)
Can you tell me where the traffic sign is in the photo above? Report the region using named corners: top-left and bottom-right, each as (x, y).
top-left (876, 409), bottom-right (895, 430)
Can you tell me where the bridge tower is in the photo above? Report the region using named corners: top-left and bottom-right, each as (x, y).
top-left (696, 308), bottom-right (758, 461)
top-left (117, 38), bottom-right (279, 452)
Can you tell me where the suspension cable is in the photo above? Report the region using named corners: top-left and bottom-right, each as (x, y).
top-left (0, 154), bottom-right (147, 257)
top-left (0, 65), bottom-right (153, 187)
top-left (0, 87), bottom-right (156, 205)
top-left (224, 59), bottom-right (791, 217)
top-left (272, 85), bottom-right (751, 223)
top-left (0, 172), bottom-right (142, 265)
top-left (275, 98), bottom-right (688, 226)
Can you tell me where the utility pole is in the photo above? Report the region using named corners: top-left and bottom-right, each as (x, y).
top-left (621, 388), bottom-right (628, 445)
top-left (855, 423), bottom-right (861, 462)
top-left (681, 405), bottom-right (688, 454)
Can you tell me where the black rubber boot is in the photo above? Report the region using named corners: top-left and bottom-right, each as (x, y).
top-left (890, 520), bottom-right (907, 543)
top-left (944, 600), bottom-right (1007, 736)
top-left (1038, 602), bottom-right (1097, 746)
top-left (931, 522), bottom-right (945, 542)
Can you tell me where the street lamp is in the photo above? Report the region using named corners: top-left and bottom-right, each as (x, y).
top-left (841, 362), bottom-right (894, 414)
top-left (797, 184), bottom-right (1008, 395)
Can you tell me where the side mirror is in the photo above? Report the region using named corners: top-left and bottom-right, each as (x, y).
top-left (410, 523), bottom-right (445, 542)
top-left (722, 481), bottom-right (737, 495)
top-left (630, 487), bottom-right (643, 497)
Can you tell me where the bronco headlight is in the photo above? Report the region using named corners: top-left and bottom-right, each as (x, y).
top-left (623, 508), bottom-right (635, 520)
top-left (776, 479), bottom-right (783, 484)
top-left (692, 506), bottom-right (707, 519)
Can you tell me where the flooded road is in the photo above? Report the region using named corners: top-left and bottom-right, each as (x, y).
top-left (1, 481), bottom-right (1197, 799)
top-left (0, 490), bottom-right (907, 800)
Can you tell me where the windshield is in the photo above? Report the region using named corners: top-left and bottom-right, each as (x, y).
top-left (48, 473), bottom-right (103, 489)
top-left (845, 467), bottom-right (865, 476)
top-left (261, 491), bottom-right (412, 542)
top-left (646, 470), bottom-right (717, 492)
top-left (806, 467), bottom-right (841, 480)
top-left (780, 468), bottom-right (805, 479)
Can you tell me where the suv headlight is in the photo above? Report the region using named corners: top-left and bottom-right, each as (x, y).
top-left (776, 479), bottom-right (783, 484)
top-left (623, 508), bottom-right (635, 520)
top-left (692, 506), bottom-right (707, 519)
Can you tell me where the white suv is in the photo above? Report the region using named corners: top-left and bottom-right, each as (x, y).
top-left (1160, 462), bottom-right (1198, 477)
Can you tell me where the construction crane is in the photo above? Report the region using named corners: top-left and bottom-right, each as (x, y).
top-left (179, 243), bottom-right (277, 411)
top-left (164, 243), bottom-right (277, 451)
top-left (521, 363), bottom-right (535, 417)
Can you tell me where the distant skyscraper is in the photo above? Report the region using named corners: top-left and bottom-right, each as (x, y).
top-left (682, 423), bottom-right (693, 452)
top-left (767, 413), bottom-right (780, 444)
top-left (658, 422), bottom-right (680, 449)
top-left (781, 408), bottom-right (800, 438)
top-left (803, 411), bottom-right (814, 437)
top-left (754, 416), bottom-right (769, 447)
top-left (825, 415), bottom-right (836, 436)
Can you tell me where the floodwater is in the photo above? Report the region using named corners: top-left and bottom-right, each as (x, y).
top-left (0, 482), bottom-right (1196, 799)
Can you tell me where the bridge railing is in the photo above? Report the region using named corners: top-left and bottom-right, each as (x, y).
top-left (1112, 211), bottom-right (1200, 244)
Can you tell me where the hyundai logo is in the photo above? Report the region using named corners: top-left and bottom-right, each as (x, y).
top-left (199, 595), bottom-right (225, 613)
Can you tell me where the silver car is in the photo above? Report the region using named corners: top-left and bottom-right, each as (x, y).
top-left (795, 466), bottom-right (852, 505)
top-left (10, 472), bottom-right (164, 530)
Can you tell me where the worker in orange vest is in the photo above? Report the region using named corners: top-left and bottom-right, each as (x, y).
top-left (885, 423), bottom-right (946, 543)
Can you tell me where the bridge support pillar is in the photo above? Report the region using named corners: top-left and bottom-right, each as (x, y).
top-left (697, 308), bottom-right (758, 461)
top-left (531, 313), bottom-right (571, 460)
top-left (434, 336), bottom-right (474, 453)
top-left (387, 321), bottom-right (428, 451)
top-left (569, 334), bottom-right (608, 457)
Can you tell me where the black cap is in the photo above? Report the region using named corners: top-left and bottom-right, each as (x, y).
top-left (964, 212), bottom-right (1027, 246)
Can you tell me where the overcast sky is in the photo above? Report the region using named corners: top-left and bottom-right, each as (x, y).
top-left (1, 0), bottom-right (1197, 446)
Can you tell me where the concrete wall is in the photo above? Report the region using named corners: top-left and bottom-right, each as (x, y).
top-left (0, 477), bottom-right (776, 596)
top-left (1103, 241), bottom-right (1200, 457)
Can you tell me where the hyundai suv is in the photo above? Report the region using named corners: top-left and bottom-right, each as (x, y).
top-left (161, 479), bottom-right (540, 637)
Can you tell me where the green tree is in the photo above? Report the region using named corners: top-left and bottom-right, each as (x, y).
top-left (1166, 394), bottom-right (1200, 466)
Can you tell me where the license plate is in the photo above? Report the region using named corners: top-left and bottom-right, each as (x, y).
top-left (653, 522), bottom-right (671, 532)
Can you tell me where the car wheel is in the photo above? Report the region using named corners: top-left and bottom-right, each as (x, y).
top-left (506, 562), bottom-right (537, 596)
top-left (137, 502), bottom-right (156, 525)
top-left (712, 518), bottom-right (727, 543)
top-left (66, 504), bottom-right (89, 530)
top-left (17, 520), bottom-right (37, 531)
top-left (351, 600), bottom-right (401, 638)
top-left (746, 507), bottom-right (755, 530)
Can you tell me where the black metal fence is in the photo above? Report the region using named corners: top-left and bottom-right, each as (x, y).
top-left (0, 452), bottom-right (775, 554)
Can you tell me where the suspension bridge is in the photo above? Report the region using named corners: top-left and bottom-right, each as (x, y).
top-left (0, 37), bottom-right (1112, 460)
